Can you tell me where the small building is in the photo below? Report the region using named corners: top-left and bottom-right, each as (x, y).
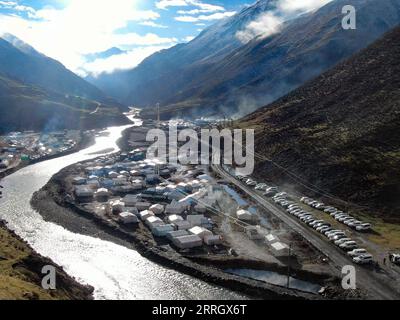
top-left (72, 177), bottom-right (86, 185)
top-left (188, 226), bottom-right (213, 240)
top-left (151, 224), bottom-right (175, 237)
top-left (95, 188), bottom-right (109, 198)
top-left (165, 201), bottom-right (186, 215)
top-left (172, 235), bottom-right (203, 249)
top-left (166, 230), bottom-right (189, 241)
top-left (108, 171), bottom-right (119, 178)
top-left (136, 202), bottom-right (151, 211)
top-left (167, 214), bottom-right (184, 224)
top-left (145, 216), bottom-right (163, 228)
top-left (149, 204), bottom-right (164, 215)
top-left (74, 186), bottom-right (94, 198)
top-left (204, 234), bottom-right (222, 246)
top-left (123, 195), bottom-right (139, 207)
top-left (173, 220), bottom-right (192, 230)
top-left (237, 209), bottom-right (254, 222)
top-left (187, 214), bottom-right (207, 227)
top-left (119, 212), bottom-right (139, 224)
top-left (111, 200), bottom-right (125, 214)
top-left (140, 210), bottom-right (155, 221)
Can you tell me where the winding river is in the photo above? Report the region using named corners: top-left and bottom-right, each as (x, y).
top-left (0, 118), bottom-right (245, 300)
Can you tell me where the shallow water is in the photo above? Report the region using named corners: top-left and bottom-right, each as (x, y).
top-left (225, 268), bottom-right (321, 294)
top-left (0, 119), bottom-right (246, 300)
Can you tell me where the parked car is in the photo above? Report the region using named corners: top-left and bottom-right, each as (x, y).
top-left (353, 254), bottom-right (373, 265)
top-left (340, 241), bottom-right (358, 251)
top-left (310, 220), bottom-right (325, 227)
top-left (334, 238), bottom-right (352, 246)
top-left (389, 254), bottom-right (400, 265)
top-left (356, 223), bottom-right (372, 232)
top-left (348, 249), bottom-right (368, 257)
top-left (318, 226), bottom-right (332, 233)
top-left (329, 233), bottom-right (346, 241)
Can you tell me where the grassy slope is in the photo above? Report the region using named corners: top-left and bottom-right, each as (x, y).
top-left (0, 222), bottom-right (93, 300)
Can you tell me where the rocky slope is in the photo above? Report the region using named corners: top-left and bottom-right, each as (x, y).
top-left (240, 26), bottom-right (400, 219)
top-left (91, 0), bottom-right (400, 119)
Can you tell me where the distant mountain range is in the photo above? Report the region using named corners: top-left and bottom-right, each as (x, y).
top-left (0, 34), bottom-right (123, 109)
top-left (240, 25), bottom-right (400, 218)
top-left (0, 35), bottom-right (128, 133)
top-left (84, 47), bottom-right (126, 62)
top-left (89, 0), bottom-right (400, 119)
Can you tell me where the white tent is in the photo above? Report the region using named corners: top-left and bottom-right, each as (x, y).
top-left (167, 215), bottom-right (184, 224)
top-left (189, 226), bottom-right (213, 240)
top-left (139, 210), bottom-right (155, 221)
top-left (237, 209), bottom-right (254, 221)
top-left (145, 216), bottom-right (163, 228)
top-left (95, 188), bottom-right (109, 198)
top-left (150, 204), bottom-right (164, 215)
top-left (119, 212), bottom-right (139, 224)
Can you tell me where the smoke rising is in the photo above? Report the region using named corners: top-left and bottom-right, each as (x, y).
top-left (236, 0), bottom-right (333, 44)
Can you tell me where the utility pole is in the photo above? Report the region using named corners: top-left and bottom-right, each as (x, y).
top-left (287, 243), bottom-right (292, 289)
top-left (156, 102), bottom-right (160, 128)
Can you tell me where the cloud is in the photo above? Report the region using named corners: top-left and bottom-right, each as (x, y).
top-left (175, 11), bottom-right (236, 22)
top-left (277, 0), bottom-right (333, 13)
top-left (236, 0), bottom-right (333, 44)
top-left (182, 35), bottom-right (195, 42)
top-left (82, 45), bottom-right (174, 76)
top-left (140, 21), bottom-right (168, 28)
top-left (0, 0), bottom-right (171, 73)
top-left (156, 0), bottom-right (224, 13)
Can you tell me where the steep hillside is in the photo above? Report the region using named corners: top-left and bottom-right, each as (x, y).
top-left (240, 26), bottom-right (400, 219)
top-left (0, 74), bottom-right (129, 134)
top-left (91, 0), bottom-right (400, 119)
top-left (0, 34), bottom-right (124, 109)
top-left (87, 0), bottom-right (276, 106)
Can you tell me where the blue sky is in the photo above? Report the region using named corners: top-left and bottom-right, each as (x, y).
top-left (0, 0), bottom-right (332, 75)
top-left (0, 0), bottom-right (252, 75)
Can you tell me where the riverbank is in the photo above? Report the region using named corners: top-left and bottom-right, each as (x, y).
top-left (0, 130), bottom-right (97, 300)
top-left (29, 122), bottom-right (351, 300)
top-left (0, 220), bottom-right (94, 300)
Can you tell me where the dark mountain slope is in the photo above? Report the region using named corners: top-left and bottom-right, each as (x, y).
top-left (0, 74), bottom-right (128, 134)
top-left (0, 35), bottom-right (123, 109)
top-left (240, 26), bottom-right (400, 219)
top-left (88, 0), bottom-right (276, 105)
top-left (92, 0), bottom-right (400, 119)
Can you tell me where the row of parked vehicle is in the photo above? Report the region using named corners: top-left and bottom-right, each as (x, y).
top-left (274, 195), bottom-right (373, 265)
top-left (234, 176), bottom-right (373, 264)
top-left (236, 176), bottom-right (280, 197)
top-left (300, 197), bottom-right (372, 232)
